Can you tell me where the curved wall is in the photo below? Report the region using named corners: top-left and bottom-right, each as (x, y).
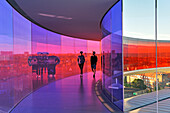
top-left (124, 37), bottom-right (170, 71)
top-left (0, 0), bottom-right (101, 112)
top-left (101, 0), bottom-right (123, 111)
top-left (102, 0), bottom-right (170, 112)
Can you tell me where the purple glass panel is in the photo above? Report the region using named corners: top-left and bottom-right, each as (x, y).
top-left (47, 31), bottom-right (61, 54)
top-left (0, 0), bottom-right (13, 112)
top-left (101, 0), bottom-right (123, 111)
top-left (31, 23), bottom-right (47, 54)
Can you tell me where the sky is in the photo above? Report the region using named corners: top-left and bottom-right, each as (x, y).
top-left (123, 0), bottom-right (170, 40)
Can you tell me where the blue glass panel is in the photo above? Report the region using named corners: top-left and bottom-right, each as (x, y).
top-left (101, 0), bottom-right (123, 111)
top-left (101, 9), bottom-right (112, 38)
top-left (31, 23), bottom-right (47, 54)
top-left (0, 0), bottom-right (13, 52)
top-left (13, 10), bottom-right (31, 54)
top-left (111, 0), bottom-right (123, 110)
top-left (0, 0), bottom-right (13, 112)
top-left (13, 8), bottom-right (32, 105)
top-left (101, 8), bottom-right (112, 101)
top-left (101, 34), bottom-right (111, 96)
top-left (47, 31), bottom-right (61, 54)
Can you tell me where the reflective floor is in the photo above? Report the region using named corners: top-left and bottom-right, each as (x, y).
top-left (10, 71), bottom-right (110, 113)
top-left (0, 72), bottom-right (58, 113)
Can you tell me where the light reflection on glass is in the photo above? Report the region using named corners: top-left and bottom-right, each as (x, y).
top-left (0, 1), bottom-right (101, 112)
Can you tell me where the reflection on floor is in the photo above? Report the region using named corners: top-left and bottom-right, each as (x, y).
top-left (10, 71), bottom-right (110, 113)
top-left (0, 72), bottom-right (59, 113)
top-left (129, 98), bottom-right (170, 113)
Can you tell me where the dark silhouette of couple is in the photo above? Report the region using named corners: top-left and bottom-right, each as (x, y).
top-left (77, 51), bottom-right (97, 78)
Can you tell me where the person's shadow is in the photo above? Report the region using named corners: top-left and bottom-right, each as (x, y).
top-left (80, 77), bottom-right (84, 94)
top-left (79, 76), bottom-right (85, 106)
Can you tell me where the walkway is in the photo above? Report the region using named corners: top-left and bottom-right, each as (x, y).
top-left (124, 88), bottom-right (170, 111)
top-left (129, 98), bottom-right (170, 113)
top-left (10, 71), bottom-right (110, 113)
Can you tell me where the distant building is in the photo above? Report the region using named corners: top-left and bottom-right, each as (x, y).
top-left (0, 51), bottom-right (13, 61)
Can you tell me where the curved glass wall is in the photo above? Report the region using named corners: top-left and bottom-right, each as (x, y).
top-left (0, 0), bottom-right (101, 112)
top-left (123, 0), bottom-right (157, 112)
top-left (101, 0), bottom-right (123, 111)
top-left (102, 0), bottom-right (170, 112)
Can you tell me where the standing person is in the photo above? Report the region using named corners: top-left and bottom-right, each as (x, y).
top-left (91, 51), bottom-right (97, 78)
top-left (78, 51), bottom-right (85, 77)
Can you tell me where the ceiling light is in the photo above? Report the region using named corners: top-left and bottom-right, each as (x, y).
top-left (38, 13), bottom-right (72, 20)
top-left (38, 13), bottom-right (56, 18)
top-left (56, 16), bottom-right (72, 20)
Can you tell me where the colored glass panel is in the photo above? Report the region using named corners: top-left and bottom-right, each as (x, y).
top-left (0, 1), bottom-right (101, 112)
top-left (101, 0), bottom-right (123, 111)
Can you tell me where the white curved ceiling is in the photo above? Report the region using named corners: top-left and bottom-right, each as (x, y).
top-left (7, 0), bottom-right (119, 41)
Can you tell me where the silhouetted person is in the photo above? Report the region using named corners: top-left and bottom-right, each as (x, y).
top-left (102, 51), bottom-right (105, 74)
top-left (78, 51), bottom-right (85, 77)
top-left (91, 51), bottom-right (97, 78)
